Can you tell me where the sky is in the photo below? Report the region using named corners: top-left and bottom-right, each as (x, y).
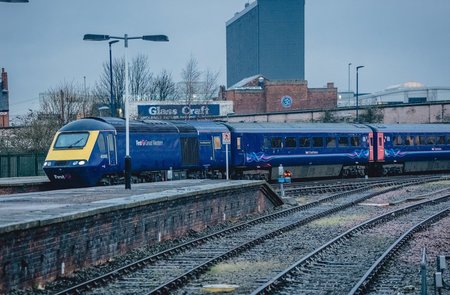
top-left (1, 0), bottom-right (449, 118)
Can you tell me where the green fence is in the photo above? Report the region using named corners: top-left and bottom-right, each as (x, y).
top-left (0, 153), bottom-right (46, 178)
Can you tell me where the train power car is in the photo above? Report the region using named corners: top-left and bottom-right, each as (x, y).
top-left (225, 122), bottom-right (373, 180)
top-left (43, 117), bottom-right (217, 186)
top-left (367, 123), bottom-right (450, 175)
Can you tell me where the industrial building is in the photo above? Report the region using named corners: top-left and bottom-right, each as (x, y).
top-left (226, 0), bottom-right (305, 87)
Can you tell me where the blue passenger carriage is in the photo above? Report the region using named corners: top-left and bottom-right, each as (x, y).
top-left (187, 121), bottom-right (229, 178)
top-left (367, 124), bottom-right (450, 175)
top-left (225, 122), bottom-right (373, 180)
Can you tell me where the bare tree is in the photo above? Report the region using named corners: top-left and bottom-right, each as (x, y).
top-left (179, 55), bottom-right (202, 105)
top-left (202, 68), bottom-right (220, 100)
top-left (129, 54), bottom-right (154, 101)
top-left (7, 110), bottom-right (60, 153)
top-left (40, 81), bottom-right (89, 126)
top-left (154, 69), bottom-right (177, 101)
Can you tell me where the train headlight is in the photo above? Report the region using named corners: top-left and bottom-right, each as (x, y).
top-left (43, 161), bottom-right (51, 167)
top-left (78, 160), bottom-right (86, 166)
top-left (72, 161), bottom-right (79, 166)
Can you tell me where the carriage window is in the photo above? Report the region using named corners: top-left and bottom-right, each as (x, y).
top-left (97, 133), bottom-right (107, 154)
top-left (326, 137), bottom-right (336, 148)
top-left (416, 136), bottom-right (426, 145)
top-left (404, 136), bottom-right (414, 146)
top-left (338, 137), bottom-right (349, 147)
top-left (437, 136), bottom-right (445, 145)
top-left (299, 137), bottom-right (311, 148)
top-left (427, 136), bottom-right (436, 145)
top-left (393, 135), bottom-right (402, 146)
top-left (312, 137), bottom-right (324, 148)
top-left (263, 137), bottom-right (271, 149)
top-left (350, 136), bottom-right (360, 147)
top-left (285, 137), bottom-right (297, 148)
top-left (271, 137), bottom-right (282, 148)
top-left (213, 136), bottom-right (221, 149)
top-left (236, 137), bottom-right (241, 150)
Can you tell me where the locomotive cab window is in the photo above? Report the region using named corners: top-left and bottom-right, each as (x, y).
top-left (285, 137), bottom-right (297, 148)
top-left (97, 134), bottom-right (107, 154)
top-left (54, 132), bottom-right (89, 149)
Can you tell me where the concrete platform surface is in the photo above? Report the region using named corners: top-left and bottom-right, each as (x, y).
top-left (0, 179), bottom-right (269, 234)
top-left (0, 176), bottom-right (49, 186)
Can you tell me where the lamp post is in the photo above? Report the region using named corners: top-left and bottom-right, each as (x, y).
top-left (83, 33), bottom-right (169, 189)
top-left (108, 40), bottom-right (119, 117)
top-left (356, 65), bottom-right (364, 123)
top-left (348, 62), bottom-right (352, 92)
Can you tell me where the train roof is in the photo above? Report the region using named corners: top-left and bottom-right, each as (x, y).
top-left (367, 123), bottom-right (450, 133)
top-left (224, 122), bottom-right (372, 133)
top-left (60, 117), bottom-right (189, 134)
top-left (59, 118), bottom-right (116, 132)
top-left (186, 121), bottom-right (230, 133)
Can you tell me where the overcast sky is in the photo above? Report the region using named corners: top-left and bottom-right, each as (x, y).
top-left (1, 0), bottom-right (449, 118)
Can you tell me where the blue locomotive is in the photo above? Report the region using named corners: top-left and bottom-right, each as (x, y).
top-left (42, 117), bottom-right (450, 187)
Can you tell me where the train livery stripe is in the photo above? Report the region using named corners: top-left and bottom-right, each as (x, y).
top-left (45, 131), bottom-right (99, 161)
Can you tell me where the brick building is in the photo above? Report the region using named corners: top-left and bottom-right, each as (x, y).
top-left (220, 76), bottom-right (337, 115)
top-left (0, 68), bottom-right (9, 127)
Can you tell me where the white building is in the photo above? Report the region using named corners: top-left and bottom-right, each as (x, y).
top-left (338, 82), bottom-right (450, 107)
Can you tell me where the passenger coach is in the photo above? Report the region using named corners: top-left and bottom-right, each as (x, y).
top-left (225, 122), bottom-right (373, 180)
top-left (367, 124), bottom-right (450, 175)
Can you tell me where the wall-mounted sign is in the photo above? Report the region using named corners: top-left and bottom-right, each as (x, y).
top-left (138, 104), bottom-right (220, 118)
top-left (281, 96), bottom-right (293, 108)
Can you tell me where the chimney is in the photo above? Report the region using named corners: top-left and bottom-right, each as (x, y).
top-left (1, 68), bottom-right (7, 91)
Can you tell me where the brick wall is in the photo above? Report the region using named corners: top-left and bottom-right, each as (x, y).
top-left (223, 78), bottom-right (337, 115)
top-left (0, 184), bottom-right (277, 292)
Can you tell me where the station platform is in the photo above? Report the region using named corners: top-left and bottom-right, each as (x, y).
top-left (0, 179), bottom-right (281, 233)
top-left (0, 179), bottom-right (282, 292)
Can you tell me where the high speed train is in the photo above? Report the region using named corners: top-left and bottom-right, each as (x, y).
top-left (42, 117), bottom-right (450, 187)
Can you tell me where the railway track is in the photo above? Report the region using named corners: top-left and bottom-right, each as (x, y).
top-left (252, 190), bottom-right (450, 294)
top-left (51, 175), bottom-right (446, 295)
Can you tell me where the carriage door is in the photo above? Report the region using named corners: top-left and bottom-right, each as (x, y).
top-left (368, 132), bottom-right (374, 162)
top-left (106, 132), bottom-right (117, 165)
top-left (377, 132), bottom-right (385, 162)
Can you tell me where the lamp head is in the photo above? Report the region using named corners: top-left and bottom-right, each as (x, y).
top-left (142, 35), bottom-right (169, 42)
top-left (83, 34), bottom-right (111, 41)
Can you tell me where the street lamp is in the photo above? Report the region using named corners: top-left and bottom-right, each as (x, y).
top-left (83, 33), bottom-right (169, 189)
top-left (347, 63), bottom-right (352, 92)
top-left (109, 40), bottom-right (119, 117)
top-left (355, 65), bottom-right (364, 123)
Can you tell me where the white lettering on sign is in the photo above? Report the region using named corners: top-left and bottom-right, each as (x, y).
top-left (136, 139), bottom-right (164, 147)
